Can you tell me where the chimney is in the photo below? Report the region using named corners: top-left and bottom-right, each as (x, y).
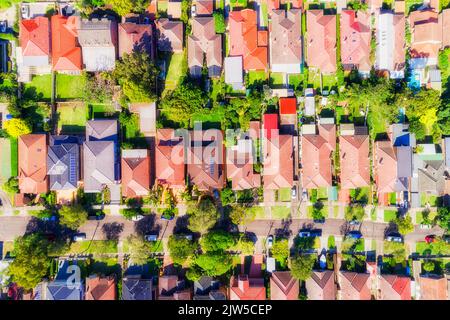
top-left (238, 275), bottom-right (249, 292)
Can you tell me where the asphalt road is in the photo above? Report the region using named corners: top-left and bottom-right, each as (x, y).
top-left (0, 215), bottom-right (444, 244)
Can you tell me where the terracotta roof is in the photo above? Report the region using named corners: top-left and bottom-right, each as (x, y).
top-left (118, 22), bottom-right (153, 58)
top-left (339, 271), bottom-right (371, 300)
top-left (155, 129), bottom-right (185, 188)
top-left (379, 275), bottom-right (411, 300)
top-left (85, 276), bottom-right (116, 300)
top-left (339, 133), bottom-right (370, 189)
top-left (226, 139), bottom-right (260, 190)
top-left (157, 19), bottom-right (184, 53)
top-left (270, 271), bottom-right (299, 300)
top-left (373, 140), bottom-right (398, 194)
top-left (51, 15), bottom-right (82, 71)
top-left (121, 149), bottom-right (150, 198)
top-left (195, 0), bottom-right (214, 15)
top-left (263, 133), bottom-right (294, 189)
top-left (393, 14), bottom-right (406, 73)
top-left (340, 10), bottom-right (371, 72)
top-left (263, 113), bottom-right (279, 139)
top-left (442, 9), bottom-right (450, 48)
top-left (157, 275), bottom-right (192, 300)
top-left (18, 134), bottom-right (48, 194)
top-left (301, 124), bottom-right (336, 189)
top-left (229, 275), bottom-right (266, 300)
top-left (420, 275), bottom-right (448, 300)
top-left (20, 17), bottom-right (50, 57)
top-left (279, 98), bottom-right (297, 115)
top-left (409, 9), bottom-right (441, 60)
top-left (305, 270), bottom-right (336, 300)
top-left (229, 9), bottom-right (268, 71)
top-left (187, 130), bottom-right (225, 191)
top-left (306, 10), bottom-right (337, 73)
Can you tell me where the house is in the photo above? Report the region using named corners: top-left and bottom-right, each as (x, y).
top-left (419, 275), bottom-right (448, 300)
top-left (375, 11), bottom-right (405, 79)
top-left (224, 56), bottom-right (244, 90)
top-left (78, 18), bottom-right (118, 72)
top-left (269, 9), bottom-right (302, 74)
top-left (167, 0), bottom-right (182, 19)
top-left (229, 275), bottom-right (266, 300)
top-left (47, 135), bottom-right (79, 191)
top-left (118, 22), bottom-right (153, 59)
top-left (228, 9), bottom-right (268, 71)
top-left (83, 120), bottom-right (118, 193)
top-left (413, 146), bottom-right (445, 197)
top-left (305, 270), bottom-right (336, 300)
top-left (17, 16), bottom-right (51, 82)
top-left (155, 128), bottom-right (185, 189)
top-left (121, 149), bottom-right (150, 198)
top-left (187, 129), bottom-right (225, 191)
top-left (339, 271), bottom-right (371, 300)
top-left (156, 19), bottom-right (184, 53)
top-left (279, 97), bottom-right (297, 124)
top-left (122, 276), bottom-right (153, 300)
top-left (193, 276), bottom-right (226, 300)
top-left (270, 271), bottom-right (299, 300)
top-left (306, 10), bottom-right (336, 74)
top-left (128, 102), bottom-right (156, 136)
top-left (379, 274), bottom-right (411, 300)
top-left (441, 9), bottom-right (450, 48)
top-left (157, 275), bottom-right (192, 300)
top-left (193, 0), bottom-right (214, 16)
top-left (301, 120), bottom-right (336, 190)
top-left (85, 275), bottom-right (117, 300)
top-left (339, 125), bottom-right (370, 190)
top-left (304, 88), bottom-right (316, 116)
top-left (226, 130), bottom-right (261, 190)
top-left (262, 114), bottom-right (294, 190)
top-left (340, 10), bottom-right (371, 76)
top-left (409, 9), bottom-right (441, 67)
top-left (51, 15), bottom-right (82, 73)
top-left (188, 17), bottom-right (222, 78)
top-left (18, 134), bottom-right (48, 194)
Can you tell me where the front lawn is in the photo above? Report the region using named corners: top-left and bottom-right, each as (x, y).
top-left (384, 210), bottom-right (398, 222)
top-left (248, 206), bottom-right (266, 219)
top-left (389, 192), bottom-right (397, 205)
top-left (247, 70), bottom-right (267, 86)
top-left (307, 204), bottom-right (328, 219)
top-left (0, 138), bottom-right (11, 181)
top-left (69, 240), bottom-right (118, 255)
top-left (23, 74), bottom-right (52, 101)
top-left (89, 257), bottom-right (121, 276)
top-left (420, 193), bottom-right (439, 207)
top-left (278, 188), bottom-right (291, 202)
top-left (317, 187), bottom-right (328, 200)
top-left (328, 236), bottom-right (336, 249)
top-left (415, 241), bottom-right (450, 256)
top-left (163, 52), bottom-right (185, 94)
top-left (349, 187), bottom-right (370, 203)
top-left (9, 138), bottom-right (17, 177)
top-left (56, 103), bottom-right (87, 134)
top-left (271, 206), bottom-right (291, 219)
top-left (416, 210), bottom-right (437, 225)
top-left (55, 74), bottom-right (85, 100)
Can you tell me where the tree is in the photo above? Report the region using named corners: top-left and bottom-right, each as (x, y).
top-left (423, 261), bottom-right (435, 273)
top-left (435, 207), bottom-right (450, 231)
top-left (194, 251), bottom-right (233, 276)
top-left (186, 265), bottom-right (203, 281)
top-left (200, 230), bottom-right (235, 252)
top-left (125, 235), bottom-right (152, 265)
top-left (3, 118), bottom-right (32, 138)
top-left (345, 204), bottom-right (365, 222)
top-left (395, 215), bottom-right (414, 235)
top-left (7, 234), bottom-right (52, 290)
top-left (187, 198), bottom-right (219, 235)
top-left (220, 187), bottom-right (235, 206)
top-left (271, 239), bottom-right (289, 268)
top-left (2, 176), bottom-right (19, 194)
top-left (229, 205), bottom-right (256, 226)
top-left (290, 254), bottom-right (316, 281)
top-left (159, 82), bottom-right (207, 128)
top-left (167, 235), bottom-right (197, 265)
top-left (213, 11), bottom-right (226, 33)
top-left (58, 204), bottom-right (88, 230)
top-left (114, 51), bottom-right (158, 102)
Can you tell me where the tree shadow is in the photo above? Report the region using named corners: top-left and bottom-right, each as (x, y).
top-left (102, 222), bottom-right (124, 241)
top-left (134, 214), bottom-right (159, 236)
top-left (173, 215), bottom-right (189, 234)
top-left (275, 218), bottom-right (292, 238)
top-left (384, 222), bottom-right (399, 237)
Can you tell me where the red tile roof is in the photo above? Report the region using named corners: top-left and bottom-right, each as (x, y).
top-left (51, 15), bottom-right (82, 71)
top-left (118, 22), bottom-right (153, 58)
top-left (20, 17), bottom-right (50, 57)
top-left (85, 276), bottom-right (116, 300)
top-left (270, 271), bottom-right (299, 300)
top-left (121, 150), bottom-right (150, 198)
top-left (373, 140), bottom-right (397, 194)
top-left (379, 275), bottom-right (411, 300)
top-left (305, 270), bottom-right (336, 300)
top-left (279, 98), bottom-right (297, 115)
top-left (339, 133), bottom-right (370, 189)
top-left (263, 114), bottom-right (279, 139)
top-left (18, 134), bottom-right (48, 194)
top-left (229, 9), bottom-right (268, 71)
top-left (339, 271), bottom-right (371, 300)
top-left (226, 138), bottom-right (261, 190)
top-left (155, 129), bottom-right (185, 188)
top-left (263, 133), bottom-right (294, 189)
top-left (196, 0), bottom-right (214, 15)
top-left (409, 9), bottom-right (441, 60)
top-left (229, 275), bottom-right (266, 300)
top-left (306, 10), bottom-right (337, 74)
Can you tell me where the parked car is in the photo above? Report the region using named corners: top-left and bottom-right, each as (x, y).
top-left (144, 234), bottom-right (158, 242)
top-left (88, 213), bottom-right (105, 220)
top-left (302, 189), bottom-right (308, 201)
top-left (72, 233), bottom-right (86, 242)
top-left (386, 233), bottom-right (403, 243)
top-left (184, 234), bottom-right (193, 241)
top-left (298, 231), bottom-right (311, 238)
top-left (0, 21), bottom-right (7, 33)
top-left (349, 220), bottom-right (361, 226)
top-left (313, 218), bottom-right (325, 224)
top-left (291, 186), bottom-right (297, 199)
top-left (425, 235), bottom-right (436, 244)
top-left (21, 5), bottom-right (30, 19)
top-left (131, 214), bottom-right (144, 221)
top-left (191, 4), bottom-right (196, 16)
top-left (346, 230), bottom-right (362, 240)
top-left (41, 215), bottom-right (58, 222)
top-left (266, 235), bottom-right (273, 248)
top-left (299, 229), bottom-right (322, 238)
top-left (419, 223), bottom-right (432, 229)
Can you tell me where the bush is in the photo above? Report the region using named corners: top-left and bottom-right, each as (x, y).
top-left (2, 176), bottom-right (19, 194)
top-left (213, 11), bottom-right (226, 33)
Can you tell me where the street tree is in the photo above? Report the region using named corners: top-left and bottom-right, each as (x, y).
top-left (58, 204), bottom-right (88, 230)
top-left (229, 204), bottom-right (256, 226)
top-left (271, 239), bottom-right (289, 268)
top-left (194, 251), bottom-right (233, 276)
top-left (125, 235), bottom-right (152, 265)
top-left (187, 198), bottom-right (220, 235)
top-left (395, 215), bottom-right (414, 236)
top-left (167, 235), bottom-right (197, 266)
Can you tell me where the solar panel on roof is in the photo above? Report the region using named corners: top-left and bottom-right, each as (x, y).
top-left (69, 153), bottom-right (77, 183)
top-left (209, 158), bottom-right (215, 176)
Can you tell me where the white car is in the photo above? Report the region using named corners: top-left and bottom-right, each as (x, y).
top-left (72, 233), bottom-right (86, 242)
top-left (131, 214), bottom-right (144, 221)
top-left (420, 224), bottom-right (432, 229)
top-left (21, 5), bottom-right (30, 19)
top-left (291, 186), bottom-right (297, 199)
top-left (266, 235), bottom-right (273, 248)
top-left (144, 234), bottom-right (158, 242)
top-left (386, 234), bottom-right (403, 243)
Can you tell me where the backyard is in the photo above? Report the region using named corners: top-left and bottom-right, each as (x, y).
top-left (23, 74), bottom-right (52, 101)
top-left (56, 102), bottom-right (87, 134)
top-left (269, 73), bottom-right (285, 86)
top-left (163, 52), bottom-right (185, 95)
top-left (55, 74), bottom-right (85, 100)
top-left (247, 70), bottom-right (267, 87)
top-left (88, 103), bottom-right (116, 119)
top-left (0, 138), bottom-right (11, 181)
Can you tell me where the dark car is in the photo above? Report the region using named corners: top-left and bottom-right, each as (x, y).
top-left (313, 218), bottom-right (325, 224)
top-left (346, 230), bottom-right (362, 240)
top-left (443, 235), bottom-right (450, 244)
top-left (299, 229), bottom-right (322, 238)
top-left (88, 213), bottom-right (105, 220)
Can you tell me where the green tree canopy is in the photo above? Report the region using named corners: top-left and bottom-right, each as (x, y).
top-left (423, 261), bottom-right (435, 273)
top-left (58, 204), bottom-right (88, 230)
top-left (229, 204), bottom-right (256, 226)
top-left (125, 235), bottom-right (152, 265)
top-left (435, 207), bottom-right (450, 231)
top-left (194, 251), bottom-right (233, 276)
top-left (187, 198), bottom-right (220, 235)
top-left (2, 176), bottom-right (19, 194)
top-left (345, 204), bottom-right (365, 222)
top-left (271, 239), bottom-right (289, 268)
top-left (290, 254), bottom-right (316, 281)
top-left (167, 235), bottom-right (197, 265)
top-left (395, 215), bottom-right (414, 236)
top-left (3, 118), bottom-right (32, 138)
top-left (200, 230), bottom-right (236, 252)
top-left (213, 11), bottom-right (226, 33)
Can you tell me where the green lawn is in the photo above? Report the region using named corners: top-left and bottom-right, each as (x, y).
top-left (69, 240), bottom-right (118, 255)
top-left (278, 188), bottom-right (291, 202)
top-left (23, 74), bottom-right (52, 100)
top-left (9, 138), bottom-right (17, 177)
top-left (122, 240), bottom-right (163, 254)
top-left (247, 70), bottom-right (267, 86)
top-left (89, 257), bottom-right (121, 276)
top-left (420, 194), bottom-right (439, 207)
top-left (367, 110), bottom-right (387, 140)
top-left (333, 206), bottom-right (340, 218)
top-left (249, 206), bottom-right (266, 219)
top-left (271, 206), bottom-right (291, 219)
top-left (55, 74), bottom-right (85, 100)
top-left (384, 210), bottom-right (398, 222)
top-left (416, 211), bottom-right (437, 225)
top-left (163, 52), bottom-right (185, 94)
top-left (270, 72), bottom-right (285, 86)
top-left (370, 208), bottom-right (377, 221)
top-left (88, 103), bottom-right (116, 119)
top-left (317, 187), bottom-right (328, 200)
top-left (307, 205), bottom-right (329, 219)
top-left (350, 187), bottom-right (370, 203)
top-left (288, 74), bottom-right (304, 89)
top-left (328, 236), bottom-right (336, 249)
top-left (415, 241), bottom-right (450, 256)
top-left (389, 192), bottom-right (397, 205)
top-left (57, 103), bottom-right (87, 134)
top-left (157, 0), bottom-right (168, 12)
top-left (260, 1), bottom-right (268, 27)
top-left (0, 138), bottom-right (11, 181)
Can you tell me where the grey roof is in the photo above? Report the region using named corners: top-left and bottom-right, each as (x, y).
top-left (78, 18), bottom-right (116, 47)
top-left (83, 141), bottom-right (115, 193)
top-left (47, 143), bottom-right (79, 190)
top-left (417, 159), bottom-right (445, 194)
top-left (445, 137), bottom-right (450, 168)
top-left (396, 146), bottom-right (412, 178)
top-left (194, 276), bottom-right (220, 295)
top-left (122, 277), bottom-right (153, 300)
top-left (46, 280), bottom-right (84, 300)
top-left (86, 119), bottom-right (118, 142)
top-left (193, 291), bottom-right (226, 300)
top-left (224, 56), bottom-right (243, 90)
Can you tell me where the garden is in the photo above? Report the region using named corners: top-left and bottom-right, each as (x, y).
top-left (55, 74), bottom-right (85, 100)
top-left (56, 102), bottom-right (87, 134)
